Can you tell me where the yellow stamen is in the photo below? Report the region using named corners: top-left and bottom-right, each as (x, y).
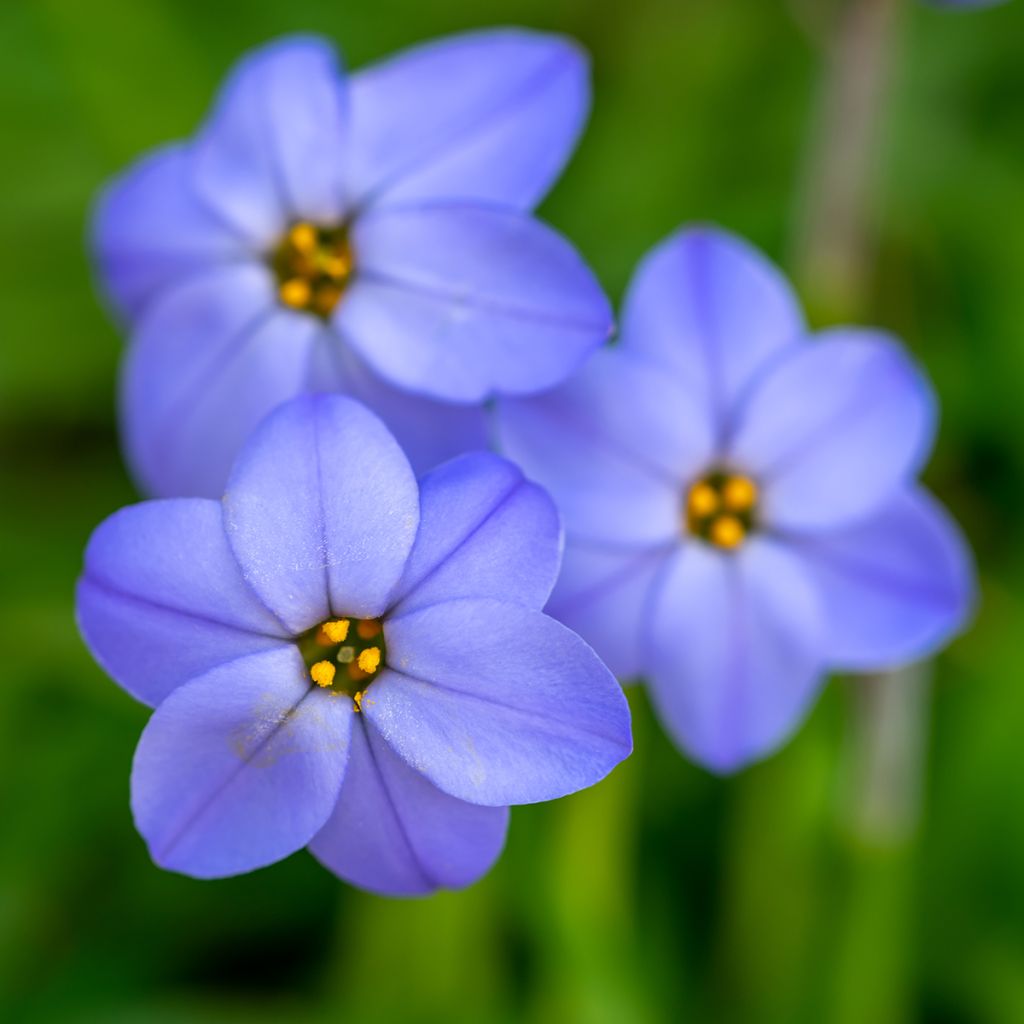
top-left (722, 476), bottom-right (759, 513)
top-left (273, 222), bottom-right (355, 319)
top-left (310, 660), bottom-right (336, 688)
top-left (279, 278), bottom-right (312, 309)
top-left (321, 619), bottom-right (350, 643)
top-left (356, 619), bottom-right (382, 640)
top-left (289, 222), bottom-right (318, 254)
top-left (322, 254), bottom-right (353, 279)
top-left (710, 515), bottom-right (745, 550)
top-left (358, 647), bottom-right (381, 675)
top-left (353, 691), bottom-right (364, 712)
top-left (312, 284), bottom-right (343, 317)
top-left (687, 481), bottom-right (720, 519)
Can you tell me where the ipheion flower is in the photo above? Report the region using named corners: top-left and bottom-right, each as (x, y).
top-left (497, 226), bottom-right (976, 773)
top-left (93, 31), bottom-right (611, 498)
top-left (76, 395), bottom-right (631, 893)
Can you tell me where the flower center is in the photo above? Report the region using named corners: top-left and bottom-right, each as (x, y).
top-left (272, 221), bottom-right (355, 319)
top-left (684, 470), bottom-right (760, 550)
top-left (297, 617), bottom-right (385, 709)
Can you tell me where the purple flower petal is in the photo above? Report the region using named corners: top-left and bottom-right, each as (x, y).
top-left (348, 29), bottom-right (588, 209)
top-left (308, 334), bottom-right (490, 475)
top-left (790, 487), bottom-right (975, 669)
top-left (132, 647), bottom-right (352, 878)
top-left (191, 36), bottom-right (349, 247)
top-left (308, 716), bottom-right (509, 896)
top-left (390, 452), bottom-right (561, 616)
top-left (223, 395), bottom-right (419, 633)
top-left (497, 350), bottom-right (696, 546)
top-left (91, 144), bottom-right (246, 321)
top-left (645, 539), bottom-right (825, 773)
top-left (76, 500), bottom-right (289, 707)
top-left (121, 264), bottom-right (317, 499)
top-left (546, 539), bottom-right (670, 680)
top-left (365, 598), bottom-right (631, 805)
top-left (729, 330), bottom-right (937, 531)
top-left (620, 226), bottom-right (806, 439)
top-left (339, 203), bottom-right (611, 402)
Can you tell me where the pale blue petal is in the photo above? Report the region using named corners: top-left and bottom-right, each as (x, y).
top-left (91, 143), bottom-right (246, 321)
top-left (309, 716), bottom-right (509, 896)
top-left (365, 599), bottom-right (631, 805)
top-left (646, 538), bottom-right (825, 773)
top-left (191, 36), bottom-right (349, 246)
top-left (308, 334), bottom-right (490, 475)
top-left (620, 226), bottom-right (806, 439)
top-left (339, 203), bottom-right (611, 402)
top-left (791, 487), bottom-right (976, 669)
top-left (131, 647), bottom-right (352, 878)
top-left (77, 499), bottom-right (289, 707)
top-left (391, 452), bottom-right (561, 615)
top-left (222, 395), bottom-right (419, 633)
top-left (729, 330), bottom-right (937, 531)
top-left (121, 264), bottom-right (315, 499)
top-left (545, 539), bottom-right (671, 681)
top-left (348, 29), bottom-right (588, 209)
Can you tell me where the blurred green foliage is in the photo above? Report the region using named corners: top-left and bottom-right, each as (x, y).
top-left (1, 0), bottom-right (1023, 1021)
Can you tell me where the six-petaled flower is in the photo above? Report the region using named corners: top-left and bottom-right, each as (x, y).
top-left (497, 226), bottom-right (976, 773)
top-left (93, 31), bottom-right (612, 498)
top-left (76, 395), bottom-right (632, 893)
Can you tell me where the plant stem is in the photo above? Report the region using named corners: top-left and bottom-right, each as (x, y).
top-left (794, 0), bottom-right (925, 849)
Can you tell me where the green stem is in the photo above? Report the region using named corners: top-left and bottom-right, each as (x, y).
top-left (795, 0), bottom-right (925, 848)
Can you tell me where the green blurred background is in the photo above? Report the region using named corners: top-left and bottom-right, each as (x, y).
top-left (2, 0), bottom-right (1022, 1020)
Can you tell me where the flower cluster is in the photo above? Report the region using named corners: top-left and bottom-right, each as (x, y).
top-left (78, 25), bottom-right (978, 893)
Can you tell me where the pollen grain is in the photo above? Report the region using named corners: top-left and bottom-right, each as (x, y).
top-left (310, 660), bottom-right (337, 688)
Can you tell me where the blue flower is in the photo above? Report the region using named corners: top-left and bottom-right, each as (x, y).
top-left (93, 32), bottom-right (611, 497)
top-left (497, 226), bottom-right (975, 773)
top-left (76, 395), bottom-right (631, 892)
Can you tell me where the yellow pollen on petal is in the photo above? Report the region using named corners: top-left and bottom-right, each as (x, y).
top-left (310, 660), bottom-right (337, 688)
top-left (321, 619), bottom-right (350, 643)
top-left (709, 515), bottom-right (745, 550)
top-left (722, 476), bottom-right (759, 513)
top-left (353, 691), bottom-right (364, 712)
top-left (358, 647), bottom-right (381, 675)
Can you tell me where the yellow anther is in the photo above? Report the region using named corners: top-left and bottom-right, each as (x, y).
top-left (353, 691), bottom-right (364, 712)
top-left (312, 285), bottom-right (343, 318)
top-left (289, 222), bottom-right (318, 253)
top-left (274, 223), bottom-right (354, 319)
top-left (356, 619), bottom-right (382, 640)
top-left (687, 481), bottom-right (720, 519)
top-left (358, 647), bottom-right (381, 675)
top-left (322, 254), bottom-right (353, 279)
top-left (722, 476), bottom-right (759, 513)
top-left (310, 660), bottom-right (337, 688)
top-left (710, 515), bottom-right (745, 550)
top-left (321, 619), bottom-right (350, 643)
top-left (279, 278), bottom-right (312, 309)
